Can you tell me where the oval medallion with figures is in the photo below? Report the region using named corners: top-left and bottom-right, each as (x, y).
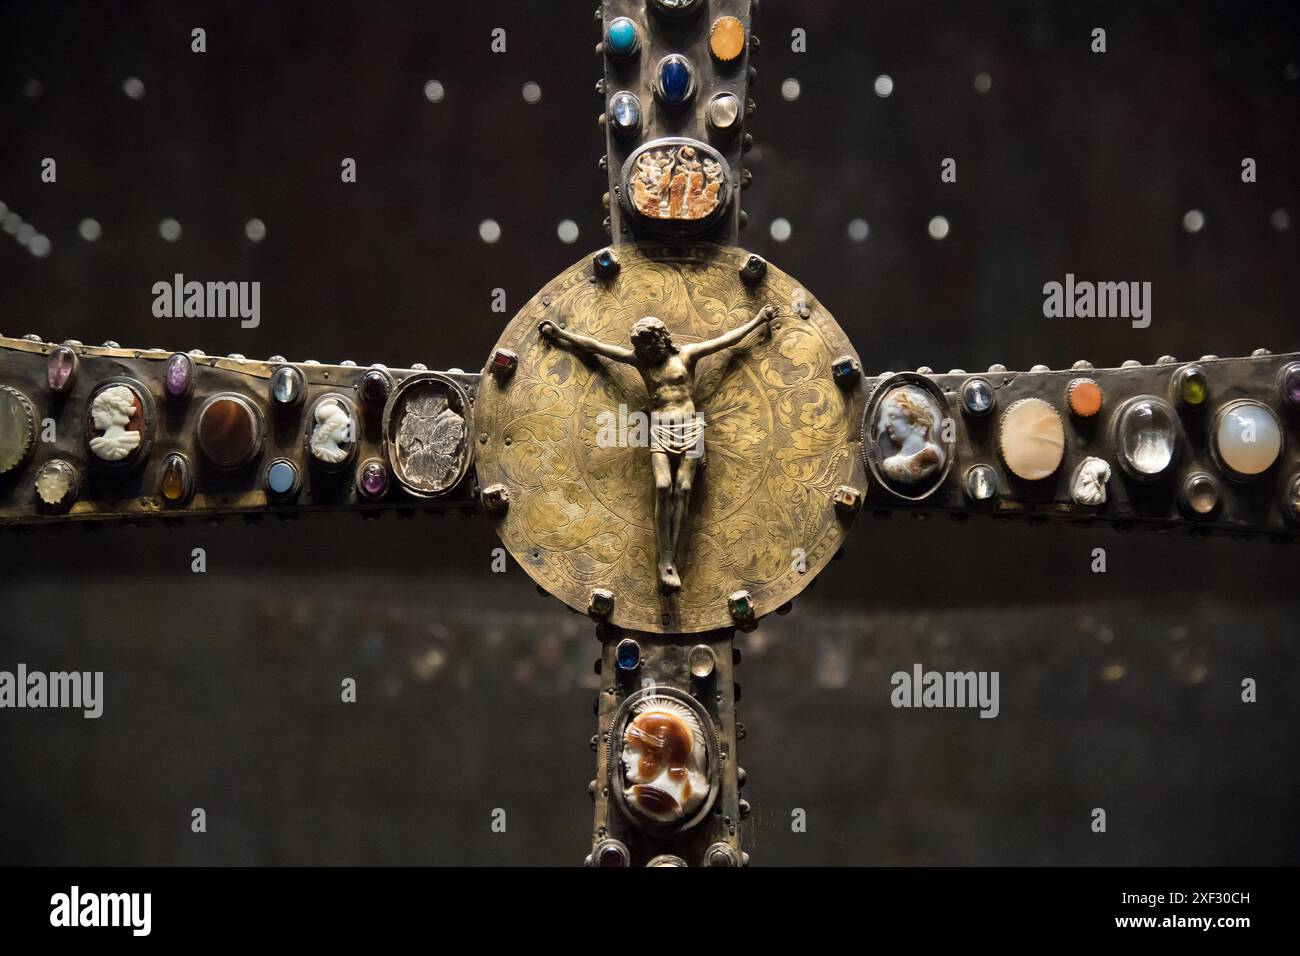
top-left (476, 244), bottom-right (865, 634)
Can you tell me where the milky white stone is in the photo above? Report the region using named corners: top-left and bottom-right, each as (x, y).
top-left (1216, 402), bottom-right (1282, 476)
top-left (998, 398), bottom-right (1065, 481)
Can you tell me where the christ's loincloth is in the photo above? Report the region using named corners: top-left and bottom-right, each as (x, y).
top-left (650, 413), bottom-right (707, 460)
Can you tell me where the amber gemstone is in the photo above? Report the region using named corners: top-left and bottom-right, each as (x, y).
top-left (710, 15), bottom-right (746, 62)
top-left (160, 454), bottom-right (189, 503)
top-left (196, 395), bottom-right (261, 469)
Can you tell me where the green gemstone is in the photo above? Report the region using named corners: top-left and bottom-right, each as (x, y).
top-left (1179, 369), bottom-right (1208, 406)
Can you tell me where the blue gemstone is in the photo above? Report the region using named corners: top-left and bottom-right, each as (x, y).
top-left (658, 56), bottom-right (693, 104)
top-left (267, 460), bottom-right (297, 495)
top-left (596, 250), bottom-right (613, 267)
top-left (615, 639), bottom-right (641, 671)
top-left (607, 17), bottom-right (638, 57)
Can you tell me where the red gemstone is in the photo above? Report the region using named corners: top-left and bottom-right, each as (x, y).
top-left (490, 348), bottom-right (518, 377)
top-left (47, 347), bottom-right (76, 392)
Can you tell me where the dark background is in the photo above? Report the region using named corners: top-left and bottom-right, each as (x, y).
top-left (1, 0), bottom-right (1298, 865)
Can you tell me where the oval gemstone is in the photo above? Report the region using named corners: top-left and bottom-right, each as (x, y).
top-left (266, 459), bottom-right (299, 497)
top-left (1215, 401), bottom-right (1281, 477)
top-left (358, 459), bottom-right (388, 498)
top-left (710, 15), bottom-right (746, 62)
top-left (271, 366), bottom-right (303, 406)
top-left (657, 55), bottom-right (694, 104)
top-left (160, 454), bottom-right (189, 503)
top-left (609, 91), bottom-right (640, 132)
top-left (606, 17), bottom-right (638, 57)
top-left (197, 396), bottom-right (261, 469)
top-left (706, 92), bottom-right (741, 132)
top-left (1067, 378), bottom-right (1102, 417)
top-left (34, 459), bottom-right (79, 510)
top-left (1117, 398), bottom-right (1177, 477)
top-left (1175, 365), bottom-right (1208, 407)
top-left (360, 369), bottom-right (390, 406)
top-left (164, 352), bottom-right (193, 399)
top-left (998, 398), bottom-right (1065, 481)
top-left (964, 463), bottom-right (997, 501)
top-left (1181, 472), bottom-right (1219, 516)
top-left (615, 639), bottom-right (641, 671)
top-left (1282, 364), bottom-right (1300, 406)
top-left (47, 346), bottom-right (77, 393)
top-left (961, 378), bottom-right (994, 416)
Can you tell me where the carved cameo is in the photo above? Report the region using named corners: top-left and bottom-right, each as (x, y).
top-left (309, 396), bottom-right (357, 467)
top-left (620, 696), bottom-right (711, 827)
top-left (1071, 456), bottom-right (1111, 506)
top-left (862, 374), bottom-right (955, 501)
top-left (619, 138), bottom-right (732, 236)
top-left (87, 383), bottom-right (145, 463)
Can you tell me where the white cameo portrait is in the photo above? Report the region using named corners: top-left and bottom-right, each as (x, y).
top-left (1072, 456), bottom-right (1111, 506)
top-left (310, 398), bottom-right (355, 464)
top-left (620, 696), bottom-right (710, 826)
top-left (875, 384), bottom-right (946, 486)
top-left (88, 384), bottom-right (142, 462)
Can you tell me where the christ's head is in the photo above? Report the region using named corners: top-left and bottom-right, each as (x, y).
top-left (630, 316), bottom-right (677, 362)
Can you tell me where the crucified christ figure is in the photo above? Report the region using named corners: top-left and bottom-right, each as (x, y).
top-left (540, 305), bottom-right (776, 591)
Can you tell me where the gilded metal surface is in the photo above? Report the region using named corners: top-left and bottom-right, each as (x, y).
top-left (475, 243), bottom-right (866, 634)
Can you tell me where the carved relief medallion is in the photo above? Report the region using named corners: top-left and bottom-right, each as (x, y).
top-left (382, 372), bottom-right (471, 497)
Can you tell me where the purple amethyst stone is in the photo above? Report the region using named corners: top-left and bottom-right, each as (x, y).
top-left (164, 352), bottom-right (193, 399)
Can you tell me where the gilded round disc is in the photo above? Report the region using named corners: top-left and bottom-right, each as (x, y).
top-left (475, 244), bottom-right (865, 634)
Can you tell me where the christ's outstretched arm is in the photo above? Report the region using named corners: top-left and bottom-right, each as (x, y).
top-left (539, 320), bottom-right (636, 363)
top-left (681, 306), bottom-right (776, 365)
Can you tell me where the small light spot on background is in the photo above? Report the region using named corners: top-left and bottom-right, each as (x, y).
top-left (479, 219), bottom-right (501, 243)
top-left (874, 74), bottom-right (894, 98)
top-left (245, 218), bottom-right (267, 242)
top-left (78, 218), bottom-right (102, 241)
top-left (1270, 208), bottom-right (1290, 232)
top-left (521, 81), bottom-right (542, 104)
top-left (423, 80), bottom-right (445, 103)
top-left (1182, 209), bottom-right (1205, 234)
top-left (159, 218), bottom-right (182, 242)
top-left (29, 235), bottom-right (51, 258)
top-left (770, 217), bottom-right (792, 242)
top-left (23, 78), bottom-right (42, 99)
top-left (973, 72), bottom-right (992, 94)
top-left (847, 218), bottom-right (870, 242)
top-left (781, 78), bottom-right (801, 101)
top-left (928, 215), bottom-right (950, 240)
top-left (123, 76), bottom-right (145, 100)
top-left (556, 219), bottom-right (579, 244)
